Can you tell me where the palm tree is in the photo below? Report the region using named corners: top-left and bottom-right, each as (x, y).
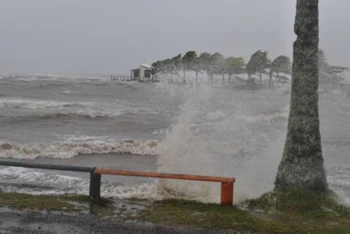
top-left (192, 56), bottom-right (202, 82)
top-left (170, 54), bottom-right (182, 83)
top-left (246, 50), bottom-right (269, 88)
top-left (274, 0), bottom-right (328, 193)
top-left (318, 49), bottom-right (349, 91)
top-left (225, 57), bottom-right (245, 83)
top-left (182, 51), bottom-right (197, 83)
top-left (210, 52), bottom-right (225, 82)
top-left (198, 52), bottom-right (212, 83)
top-left (269, 55), bottom-right (291, 87)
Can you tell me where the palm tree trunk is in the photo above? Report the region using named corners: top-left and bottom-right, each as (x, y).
top-left (274, 0), bottom-right (328, 193)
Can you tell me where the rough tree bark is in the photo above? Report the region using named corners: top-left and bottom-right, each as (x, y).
top-left (274, 0), bottom-right (328, 193)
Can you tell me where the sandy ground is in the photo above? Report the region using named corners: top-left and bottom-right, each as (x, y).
top-left (0, 208), bottom-right (246, 234)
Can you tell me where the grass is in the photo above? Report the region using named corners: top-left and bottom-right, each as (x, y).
top-left (0, 192), bottom-right (84, 211)
top-left (127, 199), bottom-right (287, 233)
top-left (0, 191), bottom-right (114, 214)
top-left (126, 190), bottom-right (350, 234)
top-left (1, 191), bottom-right (350, 233)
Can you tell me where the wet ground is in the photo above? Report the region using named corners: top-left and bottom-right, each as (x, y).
top-left (0, 208), bottom-right (246, 234)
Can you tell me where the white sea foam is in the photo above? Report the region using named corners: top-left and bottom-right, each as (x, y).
top-left (254, 105), bottom-right (289, 121)
top-left (3, 73), bottom-right (109, 82)
top-left (0, 139), bottom-right (159, 159)
top-left (0, 98), bottom-right (151, 118)
top-left (0, 98), bottom-right (89, 110)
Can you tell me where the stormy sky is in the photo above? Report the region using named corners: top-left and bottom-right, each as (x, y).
top-left (0, 0), bottom-right (349, 75)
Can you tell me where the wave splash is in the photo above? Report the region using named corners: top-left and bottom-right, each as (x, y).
top-left (154, 84), bottom-right (289, 204)
top-left (0, 139), bottom-right (159, 159)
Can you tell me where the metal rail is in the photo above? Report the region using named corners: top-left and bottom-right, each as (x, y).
top-left (0, 160), bottom-right (94, 172)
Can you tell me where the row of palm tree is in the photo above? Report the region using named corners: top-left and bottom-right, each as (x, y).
top-left (151, 50), bottom-right (292, 87)
top-left (151, 49), bottom-right (348, 89)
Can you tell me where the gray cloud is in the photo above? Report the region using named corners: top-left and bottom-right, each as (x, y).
top-left (0, 0), bottom-right (348, 74)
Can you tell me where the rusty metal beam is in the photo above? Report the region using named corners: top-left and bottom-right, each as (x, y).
top-left (94, 168), bottom-right (235, 183)
top-left (94, 168), bottom-right (235, 205)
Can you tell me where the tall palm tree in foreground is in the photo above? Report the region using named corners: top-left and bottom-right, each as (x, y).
top-left (274, 0), bottom-right (328, 193)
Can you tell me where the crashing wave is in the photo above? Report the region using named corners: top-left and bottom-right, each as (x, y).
top-left (2, 111), bottom-right (126, 121)
top-left (0, 98), bottom-right (150, 119)
top-left (1, 73), bottom-right (108, 82)
top-left (0, 99), bottom-right (93, 110)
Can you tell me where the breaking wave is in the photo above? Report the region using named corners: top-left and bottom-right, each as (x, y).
top-left (1, 73), bottom-right (108, 82)
top-left (0, 139), bottom-right (159, 159)
top-left (0, 99), bottom-right (89, 110)
top-left (2, 111), bottom-right (126, 121)
top-left (0, 98), bottom-right (151, 119)
top-left (252, 105), bottom-right (289, 122)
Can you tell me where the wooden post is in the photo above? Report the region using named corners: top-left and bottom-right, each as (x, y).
top-left (89, 173), bottom-right (101, 199)
top-left (220, 182), bottom-right (234, 205)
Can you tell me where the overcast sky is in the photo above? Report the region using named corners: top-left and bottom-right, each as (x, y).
top-left (0, 0), bottom-right (349, 75)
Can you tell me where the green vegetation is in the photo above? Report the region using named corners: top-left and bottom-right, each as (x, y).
top-left (0, 192), bottom-right (113, 215)
top-left (128, 197), bottom-right (350, 234)
top-left (246, 189), bottom-right (349, 214)
top-left (182, 50), bottom-right (198, 82)
top-left (225, 56), bottom-right (245, 83)
top-left (246, 50), bottom-right (270, 87)
top-left (269, 55), bottom-right (291, 87)
top-left (0, 191), bottom-right (350, 233)
top-left (151, 48), bottom-right (347, 89)
top-left (0, 192), bottom-right (84, 211)
top-left (318, 49), bottom-right (349, 91)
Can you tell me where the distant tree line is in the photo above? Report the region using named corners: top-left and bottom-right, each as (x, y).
top-left (151, 49), bottom-right (347, 89)
top-left (318, 49), bottom-right (349, 91)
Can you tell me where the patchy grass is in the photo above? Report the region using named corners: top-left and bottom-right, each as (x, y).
top-left (127, 199), bottom-right (287, 233)
top-left (243, 189), bottom-right (350, 233)
top-left (0, 192), bottom-right (120, 217)
top-left (126, 195), bottom-right (350, 234)
top-left (0, 192), bottom-right (84, 212)
top-left (1, 191), bottom-right (350, 233)
top-left (245, 189), bottom-right (349, 213)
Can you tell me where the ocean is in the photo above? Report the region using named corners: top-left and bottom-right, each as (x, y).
top-left (0, 73), bottom-right (350, 204)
